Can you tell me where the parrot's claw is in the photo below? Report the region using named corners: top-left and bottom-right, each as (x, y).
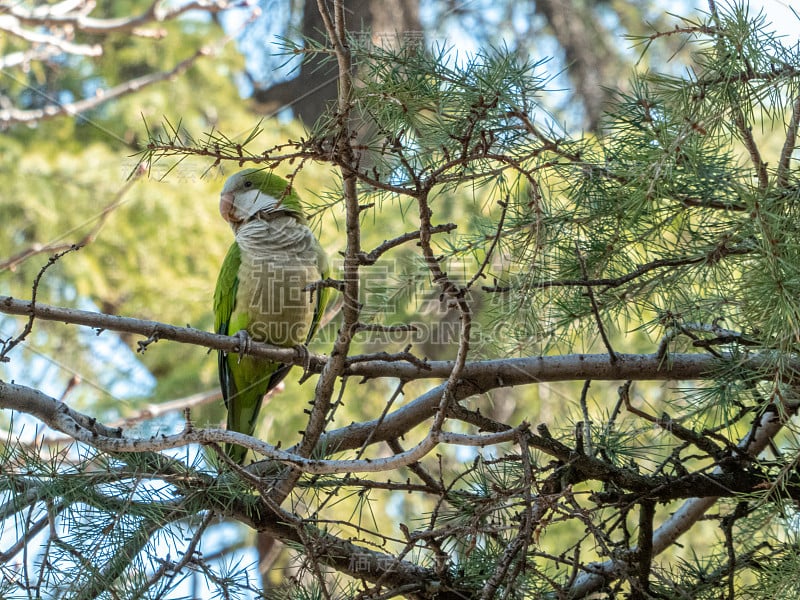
top-left (294, 344), bottom-right (313, 383)
top-left (233, 329), bottom-right (252, 363)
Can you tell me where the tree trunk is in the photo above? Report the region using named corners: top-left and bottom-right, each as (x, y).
top-left (251, 0), bottom-right (421, 125)
top-left (534, 0), bottom-right (622, 133)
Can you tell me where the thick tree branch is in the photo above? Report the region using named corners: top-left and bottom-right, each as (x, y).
top-left (12, 389), bottom-right (222, 449)
top-left (0, 17), bottom-right (101, 56)
top-left (3, 295), bottom-right (790, 390)
top-left (0, 379), bottom-right (522, 475)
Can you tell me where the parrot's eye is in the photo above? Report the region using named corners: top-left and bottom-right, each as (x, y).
top-left (244, 181), bottom-right (253, 188)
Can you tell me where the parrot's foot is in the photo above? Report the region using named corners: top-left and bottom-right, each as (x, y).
top-left (232, 329), bottom-right (252, 363)
top-left (294, 344), bottom-right (313, 383)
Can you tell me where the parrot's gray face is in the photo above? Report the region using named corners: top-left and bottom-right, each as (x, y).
top-left (219, 187), bottom-right (280, 229)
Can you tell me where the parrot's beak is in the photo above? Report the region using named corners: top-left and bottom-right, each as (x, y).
top-left (219, 192), bottom-right (240, 224)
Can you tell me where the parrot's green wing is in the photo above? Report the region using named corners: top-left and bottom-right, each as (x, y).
top-left (214, 242), bottom-right (287, 464)
top-left (307, 243), bottom-right (331, 343)
top-left (214, 241), bottom-right (240, 407)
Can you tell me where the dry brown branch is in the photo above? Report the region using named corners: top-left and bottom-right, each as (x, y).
top-left (268, 0), bottom-right (363, 504)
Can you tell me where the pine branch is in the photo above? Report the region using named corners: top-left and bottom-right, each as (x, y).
top-left (8, 389), bottom-right (223, 449)
top-left (0, 379), bottom-right (524, 474)
top-left (568, 401), bottom-right (797, 597)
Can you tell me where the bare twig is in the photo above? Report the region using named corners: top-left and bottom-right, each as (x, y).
top-left (575, 241), bottom-right (618, 363)
top-left (633, 500), bottom-right (655, 598)
top-left (466, 199), bottom-right (509, 290)
top-left (579, 380), bottom-right (593, 456)
top-left (357, 224), bottom-right (458, 265)
top-left (1, 246), bottom-right (81, 362)
top-left (1, 164), bottom-right (145, 272)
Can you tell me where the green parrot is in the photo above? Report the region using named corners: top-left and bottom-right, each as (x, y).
top-left (213, 169), bottom-right (329, 464)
